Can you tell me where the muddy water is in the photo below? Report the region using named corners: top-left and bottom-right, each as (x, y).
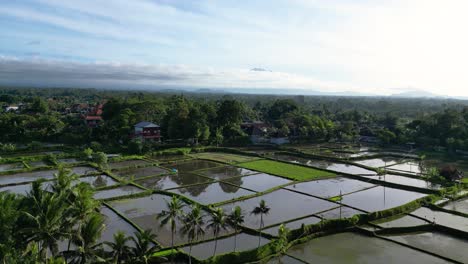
top-left (340, 186), bottom-right (426, 212)
top-left (265, 255), bottom-right (306, 264)
top-left (222, 173), bottom-right (291, 192)
top-left (0, 183), bottom-right (31, 195)
top-left (181, 233), bottom-right (269, 260)
top-left (71, 166), bottom-right (97, 175)
top-left (167, 182), bottom-right (255, 205)
top-left (136, 173), bottom-right (212, 190)
top-left (286, 232), bottom-right (449, 264)
top-left (285, 177), bottom-right (375, 198)
top-left (221, 189), bottom-right (336, 229)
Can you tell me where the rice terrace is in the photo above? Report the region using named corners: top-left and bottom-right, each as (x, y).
top-left (1, 142), bottom-right (468, 263)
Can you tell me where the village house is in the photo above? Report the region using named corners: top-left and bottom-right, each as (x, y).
top-left (133, 121), bottom-right (162, 142)
top-left (241, 121), bottom-right (269, 144)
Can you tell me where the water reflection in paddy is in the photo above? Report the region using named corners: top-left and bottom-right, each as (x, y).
top-left (317, 206), bottom-right (364, 220)
top-left (198, 166), bottom-right (257, 180)
top-left (109, 159), bottom-right (150, 169)
top-left (286, 232), bottom-right (449, 264)
top-left (360, 174), bottom-right (440, 190)
top-left (411, 207), bottom-right (468, 232)
top-left (271, 154), bottom-right (376, 175)
top-left (0, 169), bottom-right (58, 185)
top-left (167, 182), bottom-right (255, 205)
top-left (442, 197), bottom-right (468, 214)
top-left (100, 206), bottom-right (139, 244)
top-left (136, 173), bottom-right (212, 190)
top-left (181, 233), bottom-right (269, 260)
top-left (261, 216), bottom-right (322, 236)
top-left (285, 177), bottom-right (375, 198)
top-left (108, 194), bottom-right (229, 246)
top-left (386, 161), bottom-right (421, 174)
top-left (115, 166), bottom-right (168, 179)
top-left (79, 175), bottom-right (118, 188)
top-left (94, 185), bottom-right (144, 200)
top-left (222, 173), bottom-right (291, 192)
top-left (386, 231), bottom-right (468, 263)
top-left (221, 189), bottom-right (336, 229)
top-left (170, 160), bottom-right (221, 172)
top-left (354, 158), bottom-right (399, 168)
top-left (0, 163), bottom-right (25, 172)
top-left (373, 214), bottom-right (428, 228)
top-left (340, 186), bottom-right (426, 212)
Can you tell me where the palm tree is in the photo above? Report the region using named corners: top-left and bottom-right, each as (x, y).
top-left (275, 224), bottom-right (289, 263)
top-left (129, 229), bottom-right (160, 264)
top-left (207, 207), bottom-right (228, 257)
top-left (227, 206), bottom-right (244, 252)
top-left (181, 205), bottom-right (205, 264)
top-left (22, 181), bottom-right (72, 260)
top-left (156, 195), bottom-right (185, 264)
top-left (251, 199), bottom-right (270, 248)
top-left (66, 213), bottom-right (106, 264)
top-left (105, 231), bottom-right (131, 264)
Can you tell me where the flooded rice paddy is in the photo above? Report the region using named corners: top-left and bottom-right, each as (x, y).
top-left (109, 159), bottom-right (150, 169)
top-left (168, 182), bottom-right (255, 205)
top-left (115, 165), bottom-right (168, 179)
top-left (373, 214), bottom-right (429, 228)
top-left (360, 174), bottom-right (441, 190)
top-left (2, 149), bottom-right (468, 263)
top-left (136, 172), bottom-right (212, 190)
top-left (386, 231), bottom-right (468, 263)
top-left (340, 186), bottom-right (426, 212)
top-left (198, 165), bottom-right (257, 180)
top-left (221, 189), bottom-right (336, 229)
top-left (181, 233), bottom-right (269, 260)
top-left (286, 232), bottom-right (449, 264)
top-left (94, 185), bottom-right (145, 200)
top-left (285, 177), bottom-right (375, 198)
top-left (222, 173), bottom-right (292, 192)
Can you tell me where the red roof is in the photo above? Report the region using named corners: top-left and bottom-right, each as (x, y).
top-left (85, 116), bottom-right (103, 121)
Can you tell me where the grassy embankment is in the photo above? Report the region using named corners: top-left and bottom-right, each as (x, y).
top-left (239, 159), bottom-right (335, 181)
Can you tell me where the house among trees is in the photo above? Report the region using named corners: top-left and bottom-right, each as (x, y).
top-left (83, 103), bottom-right (104, 128)
top-left (133, 121), bottom-right (162, 142)
top-left (439, 165), bottom-right (464, 182)
top-left (241, 121), bottom-right (269, 144)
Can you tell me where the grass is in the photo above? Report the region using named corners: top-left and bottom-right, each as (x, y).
top-left (194, 152), bottom-right (259, 164)
top-left (238, 160), bottom-right (335, 181)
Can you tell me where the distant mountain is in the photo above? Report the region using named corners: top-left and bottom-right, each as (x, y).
top-left (390, 90), bottom-right (442, 98)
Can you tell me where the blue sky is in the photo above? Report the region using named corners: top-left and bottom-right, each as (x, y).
top-left (1, 0), bottom-right (468, 96)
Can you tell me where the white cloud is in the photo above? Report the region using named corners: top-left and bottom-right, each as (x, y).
top-left (0, 57), bottom-right (352, 91)
top-left (2, 0), bottom-right (468, 96)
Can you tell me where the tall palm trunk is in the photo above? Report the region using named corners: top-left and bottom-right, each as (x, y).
top-left (213, 227), bottom-right (219, 257)
top-left (171, 228), bottom-right (175, 264)
top-left (188, 237), bottom-right (193, 264)
top-left (258, 213), bottom-right (263, 247)
top-left (233, 225), bottom-right (238, 252)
